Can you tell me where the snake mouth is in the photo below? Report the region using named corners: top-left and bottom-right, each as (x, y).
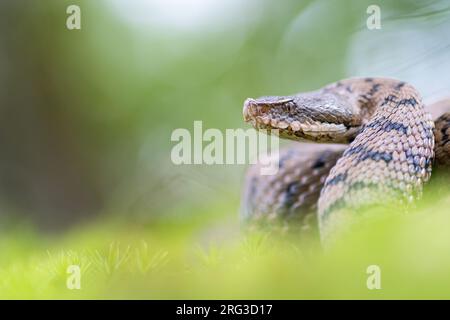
top-left (243, 97), bottom-right (351, 138)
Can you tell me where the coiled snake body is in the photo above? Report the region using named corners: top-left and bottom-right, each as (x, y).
top-left (241, 78), bottom-right (450, 243)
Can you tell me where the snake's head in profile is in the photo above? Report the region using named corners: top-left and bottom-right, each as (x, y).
top-left (243, 92), bottom-right (361, 143)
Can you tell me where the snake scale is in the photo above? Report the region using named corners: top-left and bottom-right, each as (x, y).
top-left (241, 77), bottom-right (450, 243)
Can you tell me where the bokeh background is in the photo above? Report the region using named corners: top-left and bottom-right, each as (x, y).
top-left (0, 0), bottom-right (449, 299)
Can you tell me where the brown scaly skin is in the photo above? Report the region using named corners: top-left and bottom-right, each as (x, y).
top-left (434, 113), bottom-right (450, 167)
top-left (242, 78), bottom-right (449, 243)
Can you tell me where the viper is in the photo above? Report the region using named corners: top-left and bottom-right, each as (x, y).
top-left (241, 78), bottom-right (450, 243)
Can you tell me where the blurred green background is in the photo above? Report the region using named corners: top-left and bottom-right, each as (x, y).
top-left (0, 0), bottom-right (449, 299)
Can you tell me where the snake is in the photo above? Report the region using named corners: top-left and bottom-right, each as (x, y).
top-left (241, 77), bottom-right (450, 243)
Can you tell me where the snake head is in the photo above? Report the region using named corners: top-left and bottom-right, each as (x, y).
top-left (243, 92), bottom-right (361, 143)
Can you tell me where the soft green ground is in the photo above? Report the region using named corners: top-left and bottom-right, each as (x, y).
top-left (1, 179), bottom-right (449, 300)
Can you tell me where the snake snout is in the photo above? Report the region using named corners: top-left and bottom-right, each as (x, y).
top-left (243, 98), bottom-right (270, 123)
top-left (243, 98), bottom-right (257, 122)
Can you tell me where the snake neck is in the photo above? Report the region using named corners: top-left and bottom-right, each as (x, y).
top-left (318, 78), bottom-right (435, 242)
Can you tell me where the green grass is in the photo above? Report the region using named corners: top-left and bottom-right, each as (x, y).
top-left (0, 181), bottom-right (450, 299)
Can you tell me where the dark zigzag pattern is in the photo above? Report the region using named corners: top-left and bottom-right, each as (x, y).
top-left (364, 117), bottom-right (409, 134)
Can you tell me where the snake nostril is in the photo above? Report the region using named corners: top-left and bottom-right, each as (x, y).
top-left (243, 97), bottom-right (295, 123)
